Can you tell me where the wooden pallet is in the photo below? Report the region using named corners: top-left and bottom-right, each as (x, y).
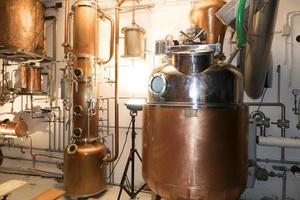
top-left (0, 180), bottom-right (27, 200)
top-left (31, 188), bottom-right (66, 200)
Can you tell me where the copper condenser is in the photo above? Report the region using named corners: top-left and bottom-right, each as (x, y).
top-left (0, 0), bottom-right (45, 59)
top-left (63, 0), bottom-right (114, 198)
top-left (122, 25), bottom-right (145, 58)
top-left (143, 48), bottom-right (248, 200)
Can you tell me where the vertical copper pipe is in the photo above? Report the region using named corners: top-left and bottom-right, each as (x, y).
top-left (52, 17), bottom-right (57, 104)
top-left (64, 0), bottom-right (70, 53)
top-left (104, 0), bottom-right (138, 163)
top-left (105, 5), bottom-right (120, 163)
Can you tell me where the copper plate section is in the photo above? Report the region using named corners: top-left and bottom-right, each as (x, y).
top-left (189, 0), bottom-right (227, 47)
top-left (73, 81), bottom-right (100, 140)
top-left (73, 0), bottom-right (98, 57)
top-left (64, 142), bottom-right (107, 198)
top-left (0, 0), bottom-right (45, 56)
top-left (143, 105), bottom-right (248, 200)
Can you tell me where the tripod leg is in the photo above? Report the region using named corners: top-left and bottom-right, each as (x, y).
top-left (135, 150), bottom-right (142, 162)
top-left (155, 195), bottom-right (161, 200)
top-left (117, 153), bottom-right (132, 200)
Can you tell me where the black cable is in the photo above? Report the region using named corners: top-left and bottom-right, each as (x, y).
top-left (257, 88), bottom-right (268, 111)
top-left (107, 120), bottom-right (132, 179)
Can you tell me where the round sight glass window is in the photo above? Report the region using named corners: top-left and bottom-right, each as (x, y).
top-left (150, 74), bottom-right (167, 95)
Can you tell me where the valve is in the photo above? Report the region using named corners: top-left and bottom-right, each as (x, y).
top-left (292, 89), bottom-right (300, 114)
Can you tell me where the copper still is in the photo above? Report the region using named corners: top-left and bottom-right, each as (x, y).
top-left (0, 0), bottom-right (45, 56)
top-left (189, 0), bottom-right (227, 48)
top-left (122, 25), bottom-right (145, 58)
top-left (19, 64), bottom-right (42, 94)
top-left (63, 0), bottom-right (115, 198)
top-left (0, 119), bottom-right (28, 138)
top-left (143, 49), bottom-right (248, 200)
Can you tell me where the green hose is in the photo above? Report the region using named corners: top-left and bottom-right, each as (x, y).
top-left (236, 0), bottom-right (247, 48)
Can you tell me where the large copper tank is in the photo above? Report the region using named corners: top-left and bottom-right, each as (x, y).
top-left (64, 0), bottom-right (108, 198)
top-left (189, 0), bottom-right (226, 48)
top-left (0, 0), bottom-right (45, 56)
top-left (143, 49), bottom-right (248, 200)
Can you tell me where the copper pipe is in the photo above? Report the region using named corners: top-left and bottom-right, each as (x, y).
top-left (103, 0), bottom-right (139, 163)
top-left (52, 16), bottom-right (57, 104)
top-left (63, 0), bottom-right (70, 53)
top-left (97, 12), bottom-right (115, 65)
top-left (28, 136), bottom-right (63, 169)
top-left (105, 4), bottom-right (120, 163)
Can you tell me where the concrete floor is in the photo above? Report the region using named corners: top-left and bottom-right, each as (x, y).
top-left (0, 159), bottom-right (152, 200)
top-left (0, 172), bottom-right (153, 200)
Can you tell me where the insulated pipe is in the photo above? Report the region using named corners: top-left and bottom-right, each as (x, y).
top-left (236, 0), bottom-right (247, 48)
top-left (258, 136), bottom-right (300, 149)
top-left (244, 0), bottom-right (279, 99)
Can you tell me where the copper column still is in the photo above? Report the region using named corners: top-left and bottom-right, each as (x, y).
top-left (63, 0), bottom-right (115, 198)
top-left (0, 0), bottom-right (45, 56)
top-left (189, 0), bottom-right (227, 48)
top-left (143, 49), bottom-right (248, 200)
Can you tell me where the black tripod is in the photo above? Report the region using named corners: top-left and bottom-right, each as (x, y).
top-left (117, 110), bottom-right (147, 200)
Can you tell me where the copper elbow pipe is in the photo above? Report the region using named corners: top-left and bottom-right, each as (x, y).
top-left (97, 12), bottom-right (115, 65)
top-left (63, 0), bottom-right (70, 53)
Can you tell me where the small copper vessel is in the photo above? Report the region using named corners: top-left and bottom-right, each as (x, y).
top-left (0, 119), bottom-right (28, 138)
top-left (19, 65), bottom-right (42, 93)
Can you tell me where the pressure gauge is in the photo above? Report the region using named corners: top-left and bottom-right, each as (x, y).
top-left (149, 73), bottom-right (167, 95)
top-left (292, 89), bottom-right (300, 96)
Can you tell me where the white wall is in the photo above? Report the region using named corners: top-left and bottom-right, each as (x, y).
top-left (2, 0), bottom-right (300, 199)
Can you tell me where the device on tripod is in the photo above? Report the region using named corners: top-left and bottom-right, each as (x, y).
top-left (117, 99), bottom-right (147, 200)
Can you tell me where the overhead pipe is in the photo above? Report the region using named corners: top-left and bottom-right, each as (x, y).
top-left (103, 3), bottom-right (155, 15)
